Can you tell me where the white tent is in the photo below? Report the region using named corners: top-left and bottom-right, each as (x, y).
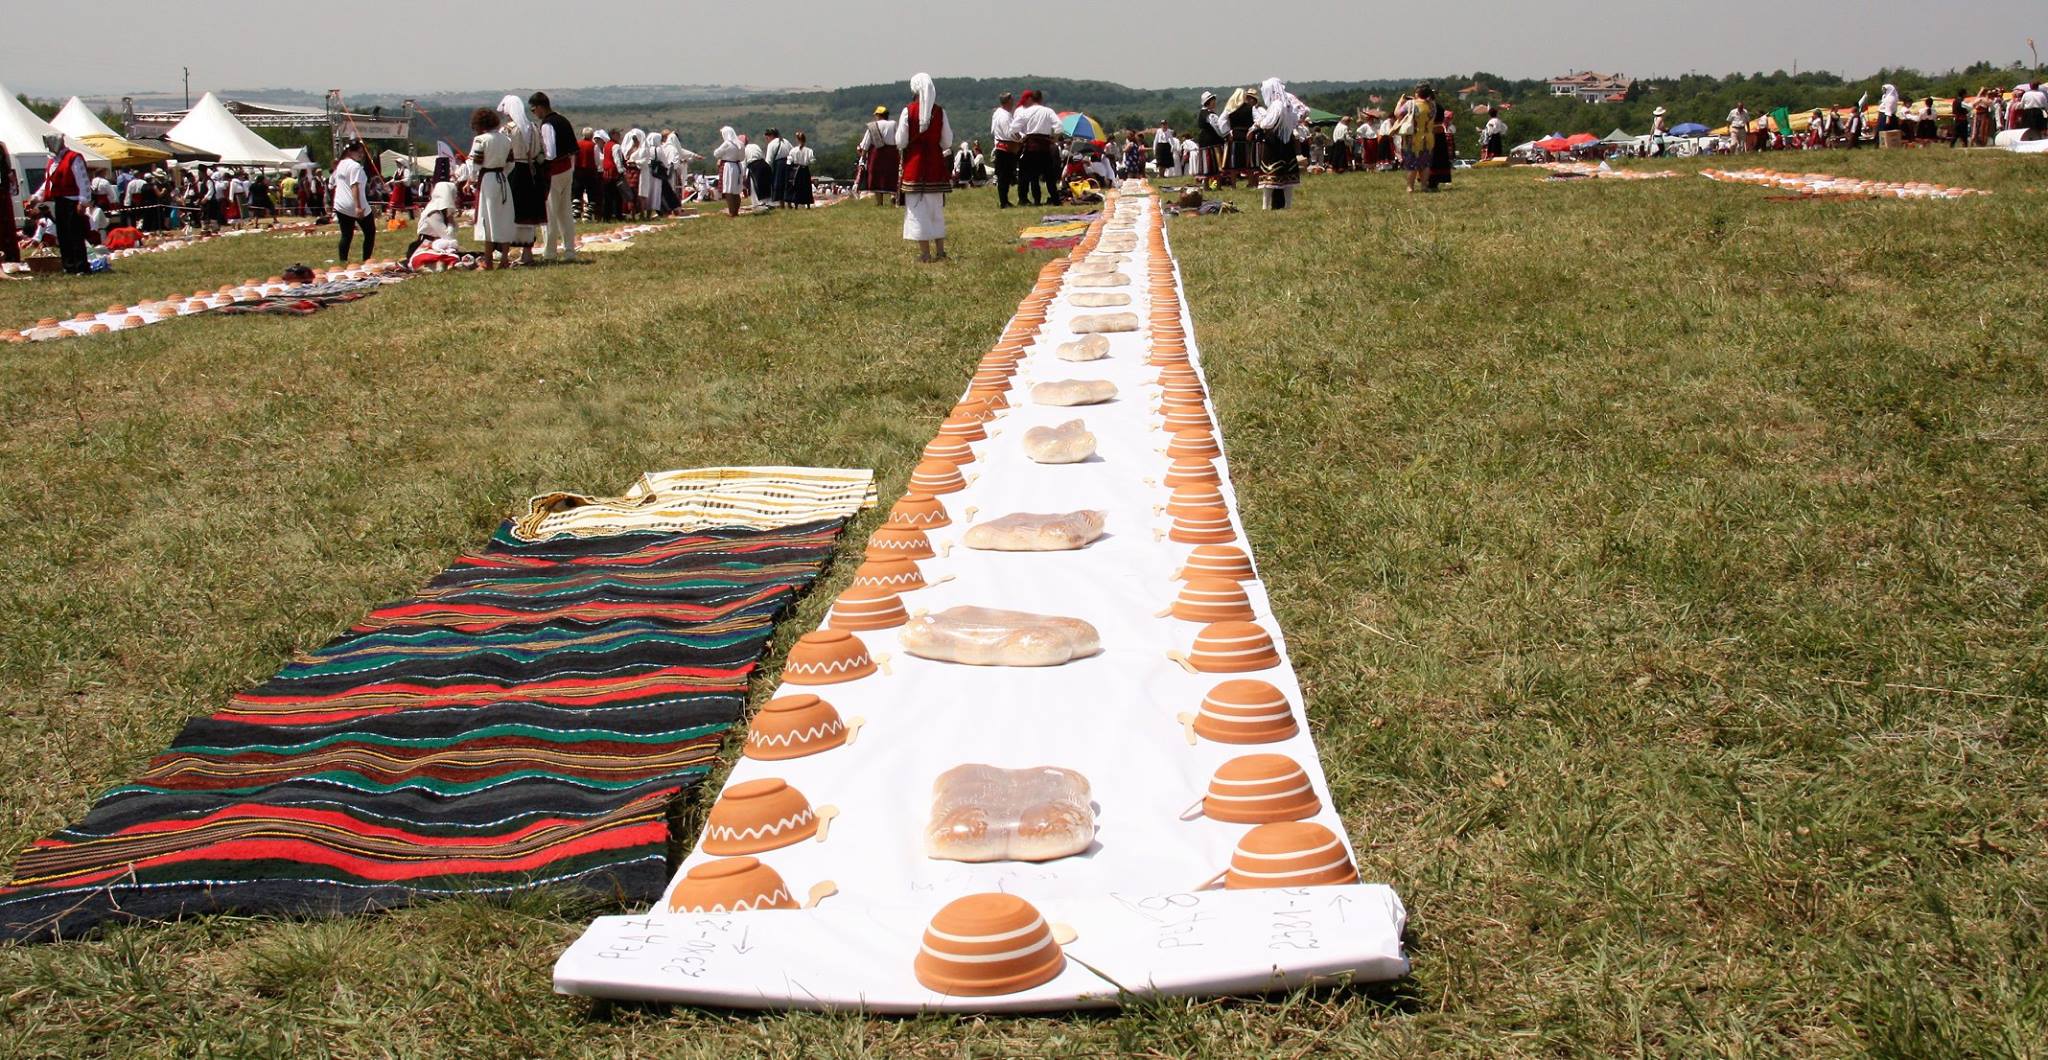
top-left (162, 92), bottom-right (295, 167)
top-left (50, 96), bottom-right (121, 139)
top-left (1, 84), bottom-right (110, 221)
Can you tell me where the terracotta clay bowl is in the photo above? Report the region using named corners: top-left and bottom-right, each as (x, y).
top-left (1204, 754), bottom-right (1320, 823)
top-left (963, 387), bottom-right (1010, 411)
top-left (1161, 380), bottom-right (1207, 403)
top-left (0, 331), bottom-right (22, 343)
top-left (745, 692), bottom-right (852, 760)
top-left (1178, 543), bottom-right (1255, 582)
top-left (1194, 678), bottom-right (1299, 743)
top-left (105, 304), bottom-right (127, 314)
top-left (1166, 429), bottom-right (1222, 460)
top-left (951, 399), bottom-right (1001, 424)
top-left (1166, 482), bottom-right (1226, 517)
top-left (703, 777), bottom-right (821, 854)
top-left (935, 415), bottom-right (988, 444)
top-left (1170, 505), bottom-right (1236, 544)
top-left (1161, 406), bottom-right (1212, 434)
top-left (922, 437), bottom-right (977, 466)
top-left (978, 354), bottom-right (1022, 375)
top-left (914, 892), bottom-right (1065, 997)
top-left (1185, 620), bottom-right (1280, 672)
top-left (87, 323), bottom-right (110, 334)
top-left (71, 311), bottom-right (94, 322)
top-left (121, 315), bottom-right (145, 328)
top-left (783, 630), bottom-right (879, 685)
top-left (1150, 351), bottom-right (1192, 369)
top-left (1225, 821), bottom-right (1357, 889)
top-left (1156, 365), bottom-right (1201, 385)
top-left (851, 555), bottom-right (927, 592)
top-left (865, 526), bottom-right (936, 560)
top-left (1164, 457), bottom-right (1221, 488)
top-left (908, 458), bottom-right (967, 495)
top-left (885, 493), bottom-right (951, 529)
top-left (969, 369), bottom-right (1013, 392)
top-left (1169, 577), bottom-right (1255, 623)
top-left (184, 301), bottom-right (209, 313)
top-left (829, 585), bottom-right (910, 631)
top-left (666, 856), bottom-right (799, 913)
top-left (35, 317), bottom-right (60, 328)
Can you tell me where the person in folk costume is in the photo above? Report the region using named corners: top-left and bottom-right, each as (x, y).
top-left (784, 132), bottom-right (817, 207)
top-left (761, 128), bottom-right (787, 206)
top-left (662, 131), bottom-right (700, 207)
top-left (1430, 95), bottom-right (1454, 188)
top-left (591, 130), bottom-right (620, 219)
top-left (617, 128), bottom-right (646, 217)
top-left (740, 134), bottom-right (768, 207)
top-left (990, 92), bottom-right (1022, 207)
top-left (29, 134), bottom-right (92, 274)
top-left (634, 128), bottom-right (674, 217)
top-left (895, 72), bottom-right (954, 263)
top-left (1151, 119), bottom-right (1176, 175)
top-left (953, 138), bottom-right (977, 186)
top-left (0, 140), bottom-right (20, 265)
top-left (1328, 114), bottom-right (1351, 171)
top-left (1251, 78), bottom-right (1303, 210)
top-left (406, 180), bottom-right (465, 270)
top-left (530, 91), bottom-right (578, 262)
top-left (459, 106), bottom-right (517, 270)
top-left (1006, 89), bottom-right (1060, 206)
top-left (1189, 91), bottom-right (1226, 184)
top-left (1224, 86), bottom-right (1259, 184)
top-left (856, 105), bottom-right (901, 206)
top-left (712, 126), bottom-right (745, 218)
top-left (496, 94), bottom-right (545, 264)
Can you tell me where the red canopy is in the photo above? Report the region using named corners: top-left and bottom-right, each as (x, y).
top-left (1534, 136), bottom-right (1572, 151)
top-left (1565, 132), bottom-right (1600, 146)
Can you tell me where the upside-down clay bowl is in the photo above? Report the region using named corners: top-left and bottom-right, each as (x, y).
top-left (865, 526), bottom-right (936, 560)
top-left (1204, 754), bottom-right (1321, 823)
top-left (783, 630), bottom-right (878, 684)
top-left (935, 415), bottom-right (988, 444)
top-left (1163, 457), bottom-right (1221, 488)
top-left (1166, 482), bottom-right (1226, 517)
top-left (851, 556), bottom-right (927, 592)
top-left (1169, 505), bottom-right (1236, 544)
top-left (952, 399), bottom-right (1001, 424)
top-left (1186, 621), bottom-right (1280, 672)
top-left (1167, 429), bottom-right (1222, 460)
top-left (1169, 578), bottom-right (1255, 623)
top-left (71, 311), bottom-right (94, 322)
top-left (744, 693), bottom-right (852, 760)
top-left (121, 315), bottom-right (144, 328)
top-left (969, 367), bottom-right (1013, 392)
top-left (922, 437), bottom-right (977, 466)
top-left (829, 585), bottom-right (910, 631)
top-left (886, 493), bottom-right (951, 529)
top-left (666, 856), bottom-right (799, 913)
top-left (1162, 380), bottom-right (1208, 404)
top-left (1224, 822), bottom-right (1358, 889)
top-left (1194, 678), bottom-right (1299, 743)
top-left (1160, 406), bottom-right (1213, 434)
top-left (908, 459), bottom-right (967, 495)
top-left (702, 777), bottom-right (821, 854)
top-left (963, 387), bottom-right (1010, 411)
top-left (1156, 365), bottom-right (1201, 386)
top-left (914, 892), bottom-right (1065, 996)
top-left (1178, 543), bottom-right (1255, 581)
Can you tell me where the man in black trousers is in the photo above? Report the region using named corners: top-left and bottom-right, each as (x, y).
top-left (990, 92), bottom-right (1022, 208)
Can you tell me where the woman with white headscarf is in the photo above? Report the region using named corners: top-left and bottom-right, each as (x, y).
top-left (662, 131), bottom-right (700, 207)
top-left (634, 128), bottom-right (673, 215)
top-left (894, 72), bottom-right (954, 262)
top-left (712, 126), bottom-right (745, 218)
top-left (1252, 77), bottom-right (1303, 209)
top-left (407, 181), bottom-right (465, 270)
top-left (1877, 84), bottom-right (1901, 136)
top-left (498, 94), bottom-right (545, 263)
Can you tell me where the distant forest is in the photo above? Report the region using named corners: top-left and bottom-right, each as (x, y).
top-left (21, 59), bottom-right (2040, 175)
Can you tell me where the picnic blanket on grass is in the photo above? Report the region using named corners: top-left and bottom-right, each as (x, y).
top-left (0, 481), bottom-right (867, 942)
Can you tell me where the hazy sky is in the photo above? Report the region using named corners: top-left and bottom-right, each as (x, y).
top-left (9, 0), bottom-right (2040, 98)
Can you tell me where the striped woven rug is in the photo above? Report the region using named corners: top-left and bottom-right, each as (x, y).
top-left (0, 519), bottom-right (849, 943)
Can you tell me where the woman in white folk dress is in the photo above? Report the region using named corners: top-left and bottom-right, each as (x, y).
top-left (712, 126), bottom-right (745, 218)
top-left (460, 107), bottom-right (516, 270)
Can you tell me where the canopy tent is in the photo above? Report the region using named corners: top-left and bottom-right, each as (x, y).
top-left (1670, 122), bottom-right (1710, 137)
top-left (1533, 136), bottom-right (1573, 152)
top-left (0, 84), bottom-right (110, 167)
top-left (52, 98), bottom-right (172, 167)
top-left (1565, 132), bottom-right (1600, 146)
top-left (163, 92), bottom-right (296, 167)
top-left (126, 136), bottom-right (219, 162)
top-left (1600, 127), bottom-right (1635, 144)
top-left (1303, 107), bottom-right (1343, 126)
top-left (378, 149), bottom-right (439, 175)
top-left (1057, 111), bottom-right (1107, 143)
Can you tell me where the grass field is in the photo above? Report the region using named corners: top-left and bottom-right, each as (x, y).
top-left (2, 150), bottom-right (2045, 1056)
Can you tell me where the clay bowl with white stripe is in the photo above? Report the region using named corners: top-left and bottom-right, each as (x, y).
top-left (1193, 678), bottom-right (1299, 743)
top-left (829, 585), bottom-right (910, 631)
top-left (922, 437), bottom-right (977, 466)
top-left (851, 556), bottom-right (927, 593)
top-left (914, 892), bottom-right (1066, 996)
top-left (1166, 482), bottom-right (1226, 517)
top-left (1204, 754), bottom-right (1321, 823)
top-left (1149, 349), bottom-right (1191, 368)
top-left (1177, 543), bottom-right (1254, 581)
top-left (1161, 379), bottom-right (1208, 403)
top-left (1166, 429), bottom-right (1221, 460)
top-left (1168, 578), bottom-right (1254, 623)
top-left (865, 526), bottom-right (936, 560)
top-left (1224, 821), bottom-right (1357, 889)
top-left (978, 351), bottom-right (1022, 374)
top-left (1160, 405), bottom-right (1212, 435)
top-left (665, 856), bottom-right (798, 912)
top-left (745, 693), bottom-right (852, 760)
top-left (1184, 620), bottom-right (1279, 673)
top-left (702, 777), bottom-right (821, 854)
top-left (968, 367), bottom-right (1014, 392)
top-left (783, 630), bottom-right (879, 685)
top-left (1156, 365), bottom-right (1201, 387)
top-left (951, 399), bottom-right (1001, 425)
top-left (908, 458), bottom-right (968, 495)
top-left (1163, 457), bottom-right (1221, 488)
top-left (1169, 505), bottom-right (1236, 544)
top-left (885, 493), bottom-right (951, 530)
top-left (934, 414), bottom-right (988, 444)
top-left (962, 387), bottom-right (1010, 412)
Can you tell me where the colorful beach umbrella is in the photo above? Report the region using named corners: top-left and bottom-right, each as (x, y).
top-left (1057, 111), bottom-right (1107, 142)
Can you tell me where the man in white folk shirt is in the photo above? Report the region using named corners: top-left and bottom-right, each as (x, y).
top-left (763, 128), bottom-right (790, 207)
top-left (990, 92), bottom-right (1022, 208)
top-left (530, 92), bottom-right (578, 261)
top-left (1009, 89), bottom-right (1061, 206)
top-left (1727, 102), bottom-right (1750, 153)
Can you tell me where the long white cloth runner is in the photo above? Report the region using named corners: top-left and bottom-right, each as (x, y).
top-left (555, 188), bottom-right (1408, 1011)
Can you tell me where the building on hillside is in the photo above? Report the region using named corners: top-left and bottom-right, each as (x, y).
top-left (1547, 71), bottom-right (1634, 103)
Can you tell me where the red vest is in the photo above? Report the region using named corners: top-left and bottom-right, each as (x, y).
top-left (576, 138), bottom-right (598, 172)
top-left (900, 103), bottom-right (951, 192)
top-left (43, 150), bottom-right (84, 200)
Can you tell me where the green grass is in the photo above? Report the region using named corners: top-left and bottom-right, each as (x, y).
top-left (3, 150), bottom-right (2046, 1056)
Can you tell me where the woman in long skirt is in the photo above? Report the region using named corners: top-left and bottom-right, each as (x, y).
top-left (712, 126), bottom-right (745, 218)
top-left (784, 132), bottom-right (816, 207)
top-left (896, 73), bottom-right (953, 262)
top-left (461, 107), bottom-right (516, 269)
top-left (498, 94), bottom-right (546, 264)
